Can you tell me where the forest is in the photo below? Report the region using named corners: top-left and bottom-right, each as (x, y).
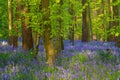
top-left (0, 0), bottom-right (120, 79)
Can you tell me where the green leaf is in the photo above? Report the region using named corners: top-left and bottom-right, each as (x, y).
top-left (115, 32), bottom-right (119, 37)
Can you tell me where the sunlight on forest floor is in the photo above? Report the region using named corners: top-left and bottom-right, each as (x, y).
top-left (0, 39), bottom-right (120, 80)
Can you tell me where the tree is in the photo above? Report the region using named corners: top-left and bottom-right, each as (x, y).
top-left (8, 0), bottom-right (19, 48)
top-left (21, 2), bottom-right (33, 50)
top-left (100, 0), bottom-right (105, 41)
top-left (41, 0), bottom-right (55, 66)
top-left (107, 0), bottom-right (114, 41)
top-left (32, 0), bottom-right (42, 59)
top-left (8, 0), bottom-right (12, 45)
top-left (82, 0), bottom-right (89, 42)
top-left (92, 0), bottom-right (98, 41)
top-left (88, 0), bottom-right (92, 41)
top-left (112, 0), bottom-right (120, 47)
top-left (69, 1), bottom-right (75, 45)
top-left (56, 0), bottom-right (64, 55)
top-left (12, 0), bottom-right (21, 48)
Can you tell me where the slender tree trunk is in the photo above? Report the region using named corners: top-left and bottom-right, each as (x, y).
top-left (56, 0), bottom-right (64, 55)
top-left (12, 0), bottom-right (20, 48)
top-left (34, 32), bottom-right (40, 58)
top-left (92, 0), bottom-right (98, 41)
top-left (88, 1), bottom-right (92, 41)
top-left (42, 0), bottom-right (55, 66)
top-left (69, 2), bottom-right (75, 45)
top-left (56, 27), bottom-right (62, 55)
top-left (107, 0), bottom-right (115, 41)
top-left (33, 2), bottom-right (42, 58)
top-left (82, 0), bottom-right (89, 42)
top-left (113, 0), bottom-right (120, 47)
top-left (107, 0), bottom-right (112, 41)
top-left (60, 0), bottom-right (64, 51)
top-left (21, 4), bottom-right (33, 50)
top-left (61, 36), bottom-right (64, 50)
top-left (8, 0), bottom-right (12, 45)
top-left (100, 0), bottom-right (105, 41)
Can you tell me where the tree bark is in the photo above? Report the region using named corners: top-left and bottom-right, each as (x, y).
top-left (113, 0), bottom-right (120, 47)
top-left (92, 0), bottom-right (98, 41)
top-left (21, 3), bottom-right (33, 50)
top-left (82, 0), bottom-right (89, 42)
top-left (42, 0), bottom-right (55, 66)
top-left (8, 0), bottom-right (12, 45)
top-left (12, 0), bottom-right (20, 48)
top-left (100, 0), bottom-right (105, 41)
top-left (56, 0), bottom-right (64, 55)
top-left (34, 32), bottom-right (40, 58)
top-left (69, 2), bottom-right (75, 45)
top-left (88, 1), bottom-right (92, 41)
top-left (107, 0), bottom-right (115, 41)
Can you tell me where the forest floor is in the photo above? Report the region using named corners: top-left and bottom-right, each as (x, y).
top-left (0, 39), bottom-right (120, 80)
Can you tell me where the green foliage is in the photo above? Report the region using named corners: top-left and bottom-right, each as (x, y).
top-left (71, 53), bottom-right (88, 63)
top-left (44, 66), bottom-right (58, 73)
top-left (11, 71), bottom-right (37, 80)
top-left (0, 53), bottom-right (11, 67)
top-left (0, 0), bottom-right (8, 39)
top-left (108, 70), bottom-right (120, 80)
top-left (112, 0), bottom-right (120, 6)
top-left (7, 51), bottom-right (34, 65)
top-left (97, 50), bottom-right (117, 63)
top-left (115, 26), bottom-right (120, 37)
top-left (0, 28), bottom-right (8, 39)
top-left (0, 0), bottom-right (120, 41)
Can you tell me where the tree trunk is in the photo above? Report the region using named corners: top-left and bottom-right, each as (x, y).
top-left (92, 0), bottom-right (98, 41)
top-left (88, 1), bottom-right (92, 41)
top-left (100, 0), bottom-right (105, 42)
top-left (21, 4), bottom-right (33, 50)
top-left (42, 0), bottom-right (55, 66)
top-left (82, 0), bottom-right (89, 42)
top-left (69, 2), bottom-right (75, 45)
top-left (34, 33), bottom-right (40, 58)
top-left (8, 0), bottom-right (12, 45)
top-left (107, 0), bottom-right (115, 41)
top-left (61, 36), bottom-right (64, 50)
top-left (12, 0), bottom-right (20, 48)
top-left (33, 1), bottom-right (42, 59)
top-left (34, 32), bottom-right (40, 59)
top-left (56, 0), bottom-right (64, 55)
top-left (113, 0), bottom-right (120, 47)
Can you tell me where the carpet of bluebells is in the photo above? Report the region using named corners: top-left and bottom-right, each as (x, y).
top-left (0, 38), bottom-right (120, 80)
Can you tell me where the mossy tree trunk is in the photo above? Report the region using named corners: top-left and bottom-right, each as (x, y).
top-left (8, 0), bottom-right (12, 45)
top-left (41, 0), bottom-right (55, 66)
